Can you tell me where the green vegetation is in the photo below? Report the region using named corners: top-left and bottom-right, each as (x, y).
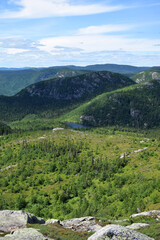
top-left (0, 66), bottom-right (160, 239)
top-left (62, 79), bottom-right (160, 128)
top-left (0, 122), bottom-right (11, 135)
top-left (28, 223), bottom-right (92, 240)
top-left (0, 71), bottom-right (134, 122)
top-left (0, 127), bottom-right (159, 221)
top-left (131, 66), bottom-right (160, 83)
top-left (0, 67), bottom-right (89, 96)
top-left (0, 64), bottom-right (149, 96)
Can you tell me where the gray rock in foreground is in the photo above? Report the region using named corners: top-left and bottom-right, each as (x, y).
top-left (61, 216), bottom-right (102, 232)
top-left (88, 224), bottom-right (154, 240)
top-left (1, 228), bottom-right (53, 240)
top-left (0, 210), bottom-right (45, 232)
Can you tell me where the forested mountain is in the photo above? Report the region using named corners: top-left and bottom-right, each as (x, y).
top-left (0, 68), bottom-right (89, 96)
top-left (0, 64), bottom-right (149, 96)
top-left (62, 79), bottom-right (160, 128)
top-left (0, 71), bottom-right (134, 121)
top-left (18, 71), bottom-right (134, 99)
top-left (131, 67), bottom-right (160, 83)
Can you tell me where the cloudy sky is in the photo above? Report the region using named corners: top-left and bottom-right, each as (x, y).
top-left (0, 0), bottom-right (160, 67)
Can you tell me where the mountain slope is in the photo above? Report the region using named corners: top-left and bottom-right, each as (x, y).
top-left (0, 71), bottom-right (134, 122)
top-left (18, 71), bottom-right (134, 100)
top-left (131, 67), bottom-right (160, 83)
top-left (0, 64), bottom-right (149, 96)
top-left (62, 79), bottom-right (160, 128)
top-left (0, 68), bottom-right (89, 96)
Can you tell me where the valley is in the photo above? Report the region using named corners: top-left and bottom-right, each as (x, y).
top-left (0, 64), bottom-right (160, 239)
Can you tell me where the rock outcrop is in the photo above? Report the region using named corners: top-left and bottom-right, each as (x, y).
top-left (0, 210), bottom-right (45, 232)
top-left (45, 219), bottom-right (60, 225)
top-left (88, 224), bottom-right (154, 240)
top-left (126, 223), bottom-right (150, 230)
top-left (1, 228), bottom-right (53, 240)
top-left (130, 210), bottom-right (160, 218)
top-left (61, 216), bottom-right (102, 232)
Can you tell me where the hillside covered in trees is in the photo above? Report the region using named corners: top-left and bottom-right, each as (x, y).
top-left (0, 64), bottom-right (149, 96)
top-left (0, 71), bottom-right (134, 122)
top-left (62, 79), bottom-right (160, 128)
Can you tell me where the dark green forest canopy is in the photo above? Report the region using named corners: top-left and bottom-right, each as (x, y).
top-left (0, 122), bottom-right (11, 135)
top-left (0, 71), bottom-right (134, 122)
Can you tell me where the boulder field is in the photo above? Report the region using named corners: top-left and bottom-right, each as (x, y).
top-left (0, 210), bottom-right (159, 240)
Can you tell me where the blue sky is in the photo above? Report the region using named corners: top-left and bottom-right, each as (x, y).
top-left (0, 0), bottom-right (160, 67)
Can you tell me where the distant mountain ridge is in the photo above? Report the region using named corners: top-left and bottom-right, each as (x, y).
top-left (0, 64), bottom-right (150, 96)
top-left (69, 63), bottom-right (149, 73)
top-left (0, 67), bottom-right (31, 70)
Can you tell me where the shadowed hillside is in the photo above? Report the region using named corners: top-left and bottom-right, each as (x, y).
top-left (0, 71), bottom-right (134, 121)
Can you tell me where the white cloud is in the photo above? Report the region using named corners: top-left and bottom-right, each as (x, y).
top-left (0, 37), bottom-right (43, 49)
top-left (0, 24), bottom-right (160, 67)
top-left (1, 0), bottom-right (126, 18)
top-left (38, 34), bottom-right (160, 54)
top-left (77, 24), bottom-right (132, 35)
top-left (0, 46), bottom-right (160, 68)
top-left (4, 48), bottom-right (29, 54)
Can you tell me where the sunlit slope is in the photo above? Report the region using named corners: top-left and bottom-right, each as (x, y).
top-left (62, 79), bottom-right (160, 128)
top-left (0, 127), bottom-right (159, 221)
top-left (131, 67), bottom-right (160, 83)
